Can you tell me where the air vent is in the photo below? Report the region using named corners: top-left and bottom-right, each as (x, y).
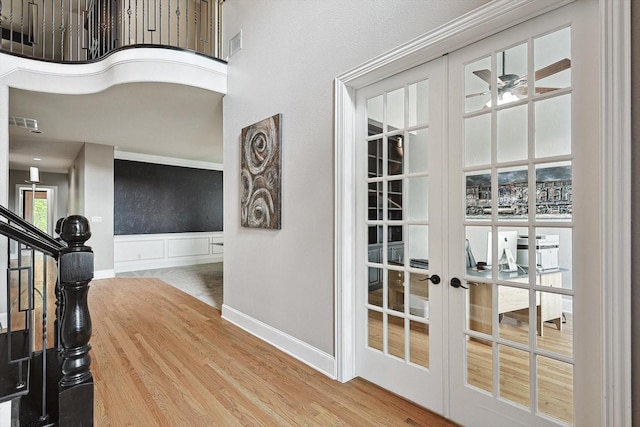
top-left (9, 116), bottom-right (41, 133)
top-left (229, 30), bottom-right (242, 58)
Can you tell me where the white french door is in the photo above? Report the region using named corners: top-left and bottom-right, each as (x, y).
top-left (354, 2), bottom-right (601, 426)
top-left (355, 59), bottom-right (445, 412)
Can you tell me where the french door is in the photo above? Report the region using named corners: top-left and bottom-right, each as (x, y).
top-left (355, 2), bottom-right (601, 426)
top-left (355, 59), bottom-right (445, 411)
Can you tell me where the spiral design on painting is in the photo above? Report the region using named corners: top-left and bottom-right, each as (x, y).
top-left (247, 188), bottom-right (275, 228)
top-left (240, 114), bottom-right (282, 229)
top-left (243, 116), bottom-right (278, 175)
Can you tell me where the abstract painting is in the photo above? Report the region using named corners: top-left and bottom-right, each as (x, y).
top-left (241, 114), bottom-right (282, 229)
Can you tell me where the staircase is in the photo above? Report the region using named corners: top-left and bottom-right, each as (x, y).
top-left (0, 205), bottom-right (94, 426)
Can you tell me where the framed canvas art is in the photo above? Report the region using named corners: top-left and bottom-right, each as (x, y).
top-left (240, 114), bottom-right (282, 229)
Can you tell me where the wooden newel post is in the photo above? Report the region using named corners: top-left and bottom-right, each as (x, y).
top-left (58, 215), bottom-right (94, 426)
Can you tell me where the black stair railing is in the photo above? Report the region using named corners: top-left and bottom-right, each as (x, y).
top-left (0, 205), bottom-right (94, 426)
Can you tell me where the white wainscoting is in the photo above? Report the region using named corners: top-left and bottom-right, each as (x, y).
top-left (114, 232), bottom-right (223, 273)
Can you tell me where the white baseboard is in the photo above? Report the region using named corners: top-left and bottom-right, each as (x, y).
top-left (93, 269), bottom-right (116, 279)
top-left (0, 313), bottom-right (6, 330)
top-left (115, 254), bottom-right (223, 273)
top-left (0, 401), bottom-right (10, 426)
top-left (221, 304), bottom-right (336, 380)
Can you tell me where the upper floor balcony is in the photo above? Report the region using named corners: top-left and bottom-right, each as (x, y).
top-left (0, 0), bottom-right (223, 62)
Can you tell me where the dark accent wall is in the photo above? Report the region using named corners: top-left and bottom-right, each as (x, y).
top-left (114, 160), bottom-right (223, 235)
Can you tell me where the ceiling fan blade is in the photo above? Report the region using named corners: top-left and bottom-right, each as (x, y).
top-left (466, 91), bottom-right (490, 98)
top-left (535, 58), bottom-right (571, 81)
top-left (472, 69), bottom-right (492, 85)
top-left (535, 87), bottom-right (560, 94)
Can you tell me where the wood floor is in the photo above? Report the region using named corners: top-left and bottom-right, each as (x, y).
top-left (89, 277), bottom-right (457, 426)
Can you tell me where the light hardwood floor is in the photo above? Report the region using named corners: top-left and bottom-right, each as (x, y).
top-left (90, 277), bottom-right (457, 426)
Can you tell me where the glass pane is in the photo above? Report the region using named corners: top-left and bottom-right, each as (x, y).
top-left (408, 272), bottom-right (429, 318)
top-left (466, 171), bottom-right (491, 220)
top-left (408, 128), bottom-right (429, 174)
top-left (497, 104), bottom-right (528, 163)
top-left (465, 56), bottom-right (491, 113)
top-left (408, 79), bottom-right (429, 127)
top-left (468, 281), bottom-right (492, 335)
top-left (367, 138), bottom-right (383, 178)
top-left (367, 310), bottom-right (383, 351)
top-left (367, 95), bottom-right (383, 134)
top-left (388, 135), bottom-right (404, 175)
top-left (536, 288), bottom-right (566, 342)
top-left (499, 344), bottom-right (530, 407)
top-left (409, 320), bottom-right (429, 368)
top-left (367, 267), bottom-right (383, 307)
top-left (387, 269), bottom-right (404, 311)
top-left (497, 166), bottom-right (528, 220)
top-left (388, 314), bottom-right (405, 359)
top-left (387, 180), bottom-right (403, 220)
top-left (536, 162), bottom-right (572, 220)
top-left (536, 227), bottom-right (572, 289)
top-left (368, 224), bottom-right (382, 246)
top-left (407, 176), bottom-right (428, 221)
top-left (465, 113), bottom-right (491, 166)
top-left (407, 225), bottom-right (428, 271)
top-left (498, 284), bottom-right (530, 346)
top-left (387, 88), bottom-right (404, 132)
top-left (537, 295), bottom-right (573, 357)
top-left (535, 94), bottom-right (571, 158)
top-left (537, 356), bottom-right (574, 425)
top-left (493, 226), bottom-right (527, 279)
top-left (496, 43), bottom-right (527, 106)
top-left (534, 27), bottom-right (571, 95)
top-left (465, 225), bottom-right (491, 271)
top-left (387, 225), bottom-right (403, 265)
top-left (466, 336), bottom-right (493, 393)
top-left (368, 182), bottom-right (382, 221)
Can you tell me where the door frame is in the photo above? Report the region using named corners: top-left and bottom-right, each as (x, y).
top-left (333, 0), bottom-right (631, 424)
top-left (16, 184), bottom-right (57, 235)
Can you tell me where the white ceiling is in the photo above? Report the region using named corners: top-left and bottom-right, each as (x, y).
top-left (9, 82), bottom-right (224, 174)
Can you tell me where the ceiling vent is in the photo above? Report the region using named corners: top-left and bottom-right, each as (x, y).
top-left (9, 116), bottom-right (41, 133)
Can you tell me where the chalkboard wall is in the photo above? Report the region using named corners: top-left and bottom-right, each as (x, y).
top-left (114, 160), bottom-right (223, 235)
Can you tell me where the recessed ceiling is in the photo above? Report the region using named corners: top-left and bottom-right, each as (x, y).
top-left (9, 82), bottom-right (224, 174)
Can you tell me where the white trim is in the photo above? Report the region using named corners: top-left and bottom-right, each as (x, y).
top-left (115, 150), bottom-right (223, 171)
top-left (221, 304), bottom-right (336, 379)
top-left (93, 269), bottom-right (116, 280)
top-left (600, 0), bottom-right (632, 425)
top-left (0, 48), bottom-right (227, 94)
top-left (334, 0), bottom-right (578, 385)
top-left (114, 232), bottom-right (224, 273)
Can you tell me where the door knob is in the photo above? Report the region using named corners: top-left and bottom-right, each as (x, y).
top-left (427, 274), bottom-right (441, 285)
top-left (450, 277), bottom-right (468, 289)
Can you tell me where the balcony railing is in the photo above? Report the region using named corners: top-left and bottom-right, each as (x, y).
top-left (0, 0), bottom-right (223, 62)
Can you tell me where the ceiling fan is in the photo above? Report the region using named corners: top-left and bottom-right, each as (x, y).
top-left (468, 56), bottom-right (571, 102)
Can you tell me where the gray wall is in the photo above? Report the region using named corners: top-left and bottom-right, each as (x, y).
top-left (222, 0), bottom-right (489, 355)
top-left (631, 1), bottom-right (639, 424)
top-left (69, 143), bottom-right (114, 275)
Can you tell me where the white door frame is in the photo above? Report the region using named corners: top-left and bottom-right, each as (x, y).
top-left (16, 184), bottom-right (58, 235)
top-left (333, 0), bottom-right (631, 425)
